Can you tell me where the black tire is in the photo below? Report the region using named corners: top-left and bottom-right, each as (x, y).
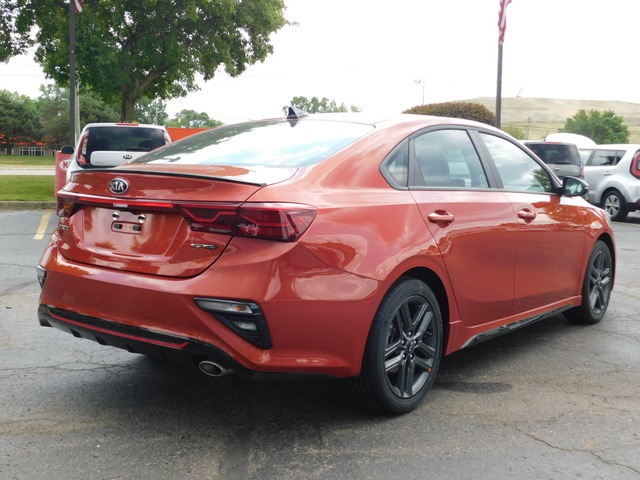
top-left (349, 277), bottom-right (443, 414)
top-left (601, 190), bottom-right (628, 221)
top-left (565, 241), bottom-right (613, 325)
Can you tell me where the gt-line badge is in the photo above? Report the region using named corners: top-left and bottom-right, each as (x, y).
top-left (108, 178), bottom-right (129, 195)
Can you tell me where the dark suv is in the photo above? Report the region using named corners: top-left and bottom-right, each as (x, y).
top-left (522, 141), bottom-right (584, 179)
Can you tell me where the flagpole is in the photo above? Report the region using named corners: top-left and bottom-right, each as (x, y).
top-left (496, 43), bottom-right (503, 129)
top-left (69, 1), bottom-right (78, 146)
top-left (496, 0), bottom-right (511, 130)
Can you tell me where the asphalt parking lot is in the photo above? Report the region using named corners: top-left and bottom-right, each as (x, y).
top-left (1, 210), bottom-right (639, 480)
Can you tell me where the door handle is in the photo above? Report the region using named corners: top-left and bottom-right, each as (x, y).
top-left (518, 208), bottom-right (537, 222)
top-left (427, 211), bottom-right (455, 224)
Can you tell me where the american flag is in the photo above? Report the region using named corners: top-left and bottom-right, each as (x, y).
top-left (498, 0), bottom-right (512, 45)
top-left (74, 0), bottom-right (84, 14)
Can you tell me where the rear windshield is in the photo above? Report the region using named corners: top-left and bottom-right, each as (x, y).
top-left (131, 119), bottom-right (374, 168)
top-left (525, 143), bottom-right (581, 166)
top-left (87, 126), bottom-right (167, 152)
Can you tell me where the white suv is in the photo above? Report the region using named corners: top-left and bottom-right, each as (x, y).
top-left (66, 123), bottom-right (172, 181)
top-left (580, 144), bottom-right (640, 221)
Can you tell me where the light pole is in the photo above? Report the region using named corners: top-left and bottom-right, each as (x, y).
top-left (414, 79), bottom-right (425, 105)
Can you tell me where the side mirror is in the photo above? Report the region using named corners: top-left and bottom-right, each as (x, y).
top-left (60, 145), bottom-right (74, 154)
top-left (562, 176), bottom-right (589, 197)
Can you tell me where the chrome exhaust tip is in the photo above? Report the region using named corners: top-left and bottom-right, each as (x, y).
top-left (198, 360), bottom-right (233, 377)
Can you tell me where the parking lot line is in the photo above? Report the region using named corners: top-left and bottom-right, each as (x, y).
top-left (34, 212), bottom-right (51, 240)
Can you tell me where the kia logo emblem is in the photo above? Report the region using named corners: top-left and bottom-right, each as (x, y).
top-left (123, 154), bottom-right (133, 160)
top-left (109, 178), bottom-right (129, 195)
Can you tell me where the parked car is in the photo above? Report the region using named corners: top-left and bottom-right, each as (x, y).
top-left (580, 144), bottom-right (640, 221)
top-left (65, 123), bottom-right (172, 182)
top-left (522, 140), bottom-right (584, 179)
top-left (37, 111), bottom-right (615, 414)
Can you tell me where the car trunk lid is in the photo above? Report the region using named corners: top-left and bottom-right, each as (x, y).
top-left (57, 165), bottom-right (296, 277)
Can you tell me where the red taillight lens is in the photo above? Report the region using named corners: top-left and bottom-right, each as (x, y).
top-left (236, 204), bottom-right (317, 241)
top-left (176, 202), bottom-right (317, 241)
top-left (175, 203), bottom-right (240, 235)
top-left (630, 152), bottom-right (640, 179)
top-left (76, 132), bottom-right (89, 165)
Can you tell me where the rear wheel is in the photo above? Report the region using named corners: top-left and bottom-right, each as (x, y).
top-left (350, 277), bottom-right (443, 414)
top-left (565, 241), bottom-right (613, 325)
top-left (602, 190), bottom-right (628, 221)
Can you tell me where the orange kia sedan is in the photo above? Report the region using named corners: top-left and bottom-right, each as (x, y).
top-left (37, 110), bottom-right (615, 414)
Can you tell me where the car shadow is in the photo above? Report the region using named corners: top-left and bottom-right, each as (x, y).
top-left (46, 314), bottom-right (581, 425)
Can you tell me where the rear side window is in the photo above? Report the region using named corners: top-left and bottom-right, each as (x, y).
top-left (587, 149), bottom-right (625, 166)
top-left (133, 120), bottom-right (374, 168)
top-left (525, 143), bottom-right (581, 166)
top-left (87, 126), bottom-right (167, 153)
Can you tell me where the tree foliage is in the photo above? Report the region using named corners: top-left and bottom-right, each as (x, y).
top-left (134, 97), bottom-right (169, 126)
top-left (502, 125), bottom-right (526, 139)
top-left (35, 85), bottom-right (119, 149)
top-left (0, 90), bottom-right (41, 154)
top-left (1, 0), bottom-right (288, 121)
top-left (288, 96), bottom-right (361, 114)
top-left (165, 109), bottom-right (223, 128)
top-left (563, 109), bottom-right (629, 144)
top-left (403, 101), bottom-right (496, 126)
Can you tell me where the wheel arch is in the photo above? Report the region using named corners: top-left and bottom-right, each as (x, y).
top-left (396, 267), bottom-right (451, 353)
top-left (596, 232), bottom-right (616, 288)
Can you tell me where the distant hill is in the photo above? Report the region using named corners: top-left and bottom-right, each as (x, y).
top-left (466, 97), bottom-right (640, 142)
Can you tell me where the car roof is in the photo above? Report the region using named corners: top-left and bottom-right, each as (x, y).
top-left (82, 123), bottom-right (168, 130)
top-left (279, 112), bottom-right (504, 133)
top-left (583, 144), bottom-right (640, 150)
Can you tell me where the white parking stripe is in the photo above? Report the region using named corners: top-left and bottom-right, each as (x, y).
top-left (34, 212), bottom-right (52, 240)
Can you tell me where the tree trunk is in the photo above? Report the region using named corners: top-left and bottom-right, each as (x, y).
top-left (120, 96), bottom-right (136, 123)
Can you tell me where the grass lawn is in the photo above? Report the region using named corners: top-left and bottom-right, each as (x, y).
top-left (0, 176), bottom-right (55, 201)
top-left (0, 154), bottom-right (55, 167)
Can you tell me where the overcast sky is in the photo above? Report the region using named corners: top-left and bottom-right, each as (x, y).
top-left (1, 0), bottom-right (638, 123)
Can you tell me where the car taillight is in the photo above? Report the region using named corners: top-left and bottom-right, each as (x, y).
top-left (76, 131), bottom-right (89, 165)
top-left (630, 152), bottom-right (640, 179)
top-left (176, 202), bottom-right (317, 241)
top-left (55, 195), bottom-right (317, 242)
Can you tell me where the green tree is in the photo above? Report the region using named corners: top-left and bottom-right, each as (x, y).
top-left (288, 96), bottom-right (361, 114)
top-left (1, 0), bottom-right (288, 121)
top-left (563, 109), bottom-right (629, 144)
top-left (0, 90), bottom-right (41, 154)
top-left (36, 85), bottom-right (119, 149)
top-left (502, 125), bottom-right (526, 139)
top-left (166, 109), bottom-right (223, 128)
top-left (404, 101), bottom-right (496, 126)
top-left (134, 97), bottom-right (169, 125)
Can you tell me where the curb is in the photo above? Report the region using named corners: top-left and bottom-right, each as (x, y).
top-left (0, 201), bottom-right (57, 211)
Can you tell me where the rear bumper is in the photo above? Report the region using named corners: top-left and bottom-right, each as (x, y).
top-left (37, 235), bottom-right (383, 378)
top-left (38, 304), bottom-right (236, 370)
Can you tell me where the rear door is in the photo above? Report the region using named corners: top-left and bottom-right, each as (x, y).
top-left (408, 128), bottom-right (518, 326)
top-left (583, 148), bottom-right (626, 203)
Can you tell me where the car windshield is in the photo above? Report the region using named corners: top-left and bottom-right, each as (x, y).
top-left (526, 143), bottom-right (581, 166)
top-left (131, 119), bottom-right (374, 168)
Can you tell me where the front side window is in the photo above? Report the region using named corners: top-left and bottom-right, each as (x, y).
top-left (411, 129), bottom-right (488, 188)
top-left (480, 133), bottom-right (553, 193)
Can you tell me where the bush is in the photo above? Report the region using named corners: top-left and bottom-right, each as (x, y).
top-left (403, 101), bottom-right (496, 126)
